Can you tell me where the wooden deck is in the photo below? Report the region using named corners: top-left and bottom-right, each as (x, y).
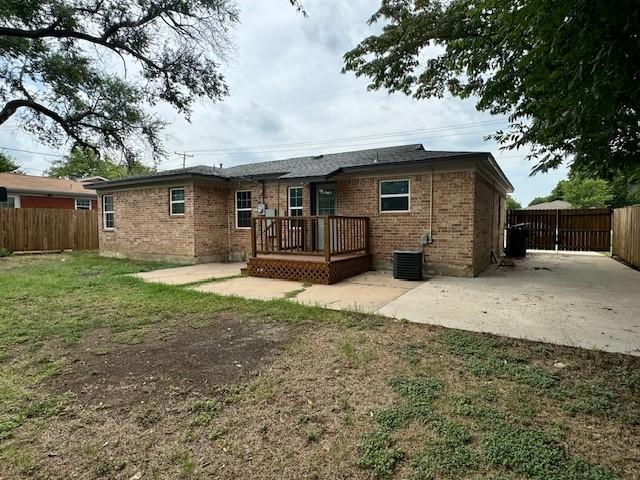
top-left (246, 216), bottom-right (372, 284)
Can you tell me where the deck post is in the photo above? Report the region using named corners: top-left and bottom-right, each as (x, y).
top-left (365, 217), bottom-right (370, 254)
top-left (275, 217), bottom-right (282, 252)
top-left (251, 217), bottom-right (257, 257)
top-left (324, 216), bottom-right (331, 262)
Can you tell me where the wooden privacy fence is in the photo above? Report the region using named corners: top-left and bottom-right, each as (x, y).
top-left (0, 208), bottom-right (98, 252)
top-left (612, 205), bottom-right (640, 268)
top-left (506, 208), bottom-right (611, 251)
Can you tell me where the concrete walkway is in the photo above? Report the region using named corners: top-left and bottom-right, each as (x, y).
top-left (135, 253), bottom-right (640, 356)
top-left (133, 262), bottom-right (244, 285)
top-left (379, 253), bottom-right (640, 356)
top-left (194, 270), bottom-right (421, 312)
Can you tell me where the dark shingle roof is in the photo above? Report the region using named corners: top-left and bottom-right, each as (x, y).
top-left (87, 144), bottom-right (512, 190)
top-left (222, 144), bottom-right (477, 179)
top-left (86, 165), bottom-right (226, 189)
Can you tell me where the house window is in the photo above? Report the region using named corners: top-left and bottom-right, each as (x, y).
top-left (0, 195), bottom-right (19, 208)
top-left (236, 190), bottom-right (252, 229)
top-left (288, 187), bottom-right (303, 216)
top-left (75, 198), bottom-right (91, 210)
top-left (102, 195), bottom-right (114, 229)
top-left (380, 179), bottom-right (410, 212)
top-left (170, 188), bottom-right (185, 215)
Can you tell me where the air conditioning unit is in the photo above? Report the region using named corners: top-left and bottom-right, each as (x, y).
top-left (393, 250), bottom-right (423, 280)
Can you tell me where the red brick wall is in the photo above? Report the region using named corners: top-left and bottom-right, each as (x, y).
top-left (96, 170), bottom-right (505, 276)
top-left (337, 171), bottom-right (475, 276)
top-left (19, 196), bottom-right (98, 210)
top-left (20, 196), bottom-right (75, 209)
top-left (472, 173), bottom-right (506, 275)
top-left (193, 183), bottom-right (232, 261)
top-left (226, 180), bottom-right (311, 260)
top-left (98, 184), bottom-right (196, 262)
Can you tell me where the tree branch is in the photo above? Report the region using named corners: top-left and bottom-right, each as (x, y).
top-left (0, 98), bottom-right (96, 151)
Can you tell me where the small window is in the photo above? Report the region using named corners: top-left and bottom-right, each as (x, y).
top-left (288, 187), bottom-right (303, 216)
top-left (75, 198), bottom-right (91, 210)
top-left (0, 196), bottom-right (19, 208)
top-left (170, 188), bottom-right (185, 215)
top-left (380, 179), bottom-right (410, 212)
top-left (102, 195), bottom-right (114, 229)
top-left (236, 190), bottom-right (252, 229)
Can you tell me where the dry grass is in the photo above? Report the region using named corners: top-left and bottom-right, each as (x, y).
top-left (0, 253), bottom-right (638, 479)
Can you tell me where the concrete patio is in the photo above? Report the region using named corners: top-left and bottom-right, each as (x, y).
top-left (133, 262), bottom-right (245, 285)
top-left (194, 270), bottom-right (421, 311)
top-left (133, 252), bottom-right (640, 356)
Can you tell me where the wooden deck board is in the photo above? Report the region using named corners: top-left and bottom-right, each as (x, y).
top-left (254, 252), bottom-right (367, 263)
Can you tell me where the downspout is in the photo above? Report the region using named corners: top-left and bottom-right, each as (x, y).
top-left (429, 167), bottom-right (434, 241)
top-left (227, 189), bottom-right (231, 261)
top-left (490, 179), bottom-right (496, 263)
top-left (422, 168), bottom-right (434, 270)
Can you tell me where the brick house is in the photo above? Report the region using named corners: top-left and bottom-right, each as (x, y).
top-left (87, 144), bottom-right (513, 280)
top-left (0, 173), bottom-right (100, 210)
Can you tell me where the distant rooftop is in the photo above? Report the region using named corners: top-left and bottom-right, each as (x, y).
top-left (524, 200), bottom-right (573, 210)
top-left (0, 172), bottom-right (97, 197)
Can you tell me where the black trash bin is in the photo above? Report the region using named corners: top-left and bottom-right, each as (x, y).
top-left (506, 223), bottom-right (529, 257)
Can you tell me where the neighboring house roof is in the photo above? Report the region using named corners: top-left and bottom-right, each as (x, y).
top-left (74, 176), bottom-right (108, 183)
top-left (0, 172), bottom-right (97, 197)
top-left (524, 200), bottom-right (573, 210)
top-left (87, 144), bottom-right (514, 192)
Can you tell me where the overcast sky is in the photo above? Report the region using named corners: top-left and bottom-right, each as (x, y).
top-left (0, 0), bottom-right (569, 205)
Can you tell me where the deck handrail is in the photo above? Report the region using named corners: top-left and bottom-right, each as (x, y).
top-left (251, 215), bottom-right (369, 261)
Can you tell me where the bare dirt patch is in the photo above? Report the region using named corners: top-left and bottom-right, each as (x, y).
top-left (50, 315), bottom-right (293, 409)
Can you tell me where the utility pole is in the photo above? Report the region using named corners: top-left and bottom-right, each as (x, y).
top-left (175, 151), bottom-right (194, 168)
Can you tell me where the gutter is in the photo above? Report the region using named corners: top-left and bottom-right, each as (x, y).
top-left (84, 172), bottom-right (229, 190)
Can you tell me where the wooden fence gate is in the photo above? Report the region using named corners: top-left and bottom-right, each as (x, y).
top-left (612, 205), bottom-right (640, 268)
top-left (506, 208), bottom-right (611, 251)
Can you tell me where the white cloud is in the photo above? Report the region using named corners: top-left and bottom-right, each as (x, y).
top-left (0, 0), bottom-right (568, 205)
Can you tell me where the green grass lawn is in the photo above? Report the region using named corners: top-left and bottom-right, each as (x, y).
top-left (0, 252), bottom-right (638, 479)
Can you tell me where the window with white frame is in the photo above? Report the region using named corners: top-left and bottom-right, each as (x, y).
top-left (0, 195), bottom-right (20, 208)
top-left (75, 198), bottom-right (91, 210)
top-left (380, 179), bottom-right (410, 212)
top-left (236, 190), bottom-right (252, 228)
top-left (170, 187), bottom-right (185, 215)
top-left (102, 195), bottom-right (114, 229)
top-left (288, 187), bottom-right (303, 216)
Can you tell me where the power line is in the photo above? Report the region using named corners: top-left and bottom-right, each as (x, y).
top-left (0, 146), bottom-right (64, 158)
top-left (183, 119), bottom-right (508, 154)
top-left (161, 132), bottom-right (526, 170)
top-left (172, 127), bottom-right (504, 161)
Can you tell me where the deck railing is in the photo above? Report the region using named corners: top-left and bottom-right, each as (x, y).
top-left (251, 216), bottom-right (369, 261)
